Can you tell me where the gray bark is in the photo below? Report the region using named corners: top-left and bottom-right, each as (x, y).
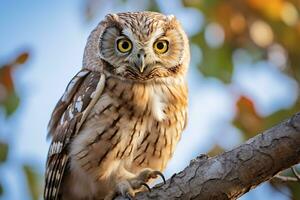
top-left (116, 112), bottom-right (300, 200)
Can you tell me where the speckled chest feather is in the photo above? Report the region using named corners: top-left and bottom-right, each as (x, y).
top-left (70, 75), bottom-right (188, 181)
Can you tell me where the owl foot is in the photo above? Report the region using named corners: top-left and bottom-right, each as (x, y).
top-left (103, 179), bottom-right (147, 200)
top-left (134, 169), bottom-right (166, 186)
top-left (104, 169), bottom-right (165, 200)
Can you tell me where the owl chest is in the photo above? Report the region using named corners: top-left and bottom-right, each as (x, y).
top-left (72, 79), bottom-right (186, 174)
top-left (103, 78), bottom-right (170, 122)
top-left (102, 80), bottom-right (185, 163)
top-left (101, 83), bottom-right (167, 138)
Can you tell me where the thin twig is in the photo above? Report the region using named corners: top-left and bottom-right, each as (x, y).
top-left (291, 167), bottom-right (300, 182)
top-left (273, 175), bottom-right (299, 182)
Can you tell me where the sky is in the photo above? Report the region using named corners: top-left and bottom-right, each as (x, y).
top-left (0, 0), bottom-right (297, 199)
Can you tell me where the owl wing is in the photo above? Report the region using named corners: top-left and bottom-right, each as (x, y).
top-left (44, 69), bottom-right (106, 200)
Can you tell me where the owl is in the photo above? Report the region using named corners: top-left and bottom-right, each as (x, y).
top-left (44, 11), bottom-right (190, 200)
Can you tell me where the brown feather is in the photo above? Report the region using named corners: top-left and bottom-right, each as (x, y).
top-left (44, 70), bottom-right (104, 200)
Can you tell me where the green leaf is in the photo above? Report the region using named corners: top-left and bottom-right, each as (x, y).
top-left (2, 92), bottom-right (20, 117)
top-left (264, 100), bottom-right (300, 130)
top-left (289, 182), bottom-right (300, 199)
top-left (0, 182), bottom-right (3, 196)
top-left (23, 164), bottom-right (42, 200)
top-left (147, 0), bottom-right (160, 12)
top-left (182, 0), bottom-right (219, 9)
top-left (199, 44), bottom-right (233, 83)
top-left (0, 141), bottom-right (9, 164)
top-left (191, 31), bottom-right (233, 83)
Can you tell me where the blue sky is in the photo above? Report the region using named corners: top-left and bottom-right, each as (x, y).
top-left (0, 0), bottom-right (297, 199)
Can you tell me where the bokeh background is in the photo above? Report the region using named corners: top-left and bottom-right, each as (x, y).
top-left (1, 0), bottom-right (300, 199)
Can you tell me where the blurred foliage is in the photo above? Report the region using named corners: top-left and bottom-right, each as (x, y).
top-left (189, 0), bottom-right (300, 197)
top-left (185, 0), bottom-right (300, 196)
top-left (0, 183), bottom-right (3, 196)
top-left (23, 164), bottom-right (42, 200)
top-left (233, 95), bottom-right (264, 138)
top-left (0, 142), bottom-right (8, 163)
top-left (207, 144), bottom-right (224, 157)
top-left (0, 52), bottom-right (28, 117)
top-left (0, 51), bottom-right (42, 199)
top-left (185, 0), bottom-right (300, 83)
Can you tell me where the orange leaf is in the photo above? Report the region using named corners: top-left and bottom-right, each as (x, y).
top-left (247, 0), bottom-right (283, 20)
top-left (236, 96), bottom-right (257, 114)
top-left (0, 66), bottom-right (14, 92)
top-left (234, 96), bottom-right (263, 138)
top-left (14, 52), bottom-right (29, 65)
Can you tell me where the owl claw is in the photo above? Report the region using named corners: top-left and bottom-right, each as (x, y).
top-left (137, 169), bottom-right (166, 184)
top-left (110, 169), bottom-right (165, 200)
top-left (152, 170), bottom-right (166, 184)
top-left (141, 182), bottom-right (151, 192)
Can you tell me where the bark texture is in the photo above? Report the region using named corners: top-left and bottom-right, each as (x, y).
top-left (116, 112), bottom-right (300, 200)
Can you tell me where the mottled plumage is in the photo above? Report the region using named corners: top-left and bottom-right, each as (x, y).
top-left (44, 11), bottom-right (190, 200)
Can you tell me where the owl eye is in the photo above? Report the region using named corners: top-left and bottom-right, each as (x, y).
top-left (153, 40), bottom-right (169, 54)
top-left (117, 38), bottom-right (132, 53)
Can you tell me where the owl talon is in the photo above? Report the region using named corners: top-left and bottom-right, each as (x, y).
top-left (152, 170), bottom-right (166, 184)
top-left (141, 182), bottom-right (151, 192)
top-left (136, 169), bottom-right (166, 184)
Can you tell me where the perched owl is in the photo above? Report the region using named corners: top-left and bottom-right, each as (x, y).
top-left (44, 11), bottom-right (190, 200)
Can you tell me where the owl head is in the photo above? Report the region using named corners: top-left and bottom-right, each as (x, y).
top-left (83, 11), bottom-right (190, 82)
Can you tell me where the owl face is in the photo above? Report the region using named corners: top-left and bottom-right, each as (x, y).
top-left (83, 12), bottom-right (190, 81)
top-left (84, 12), bottom-right (190, 82)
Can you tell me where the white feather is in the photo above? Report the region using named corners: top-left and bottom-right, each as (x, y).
top-left (75, 96), bottom-right (83, 112)
top-left (149, 85), bottom-right (166, 121)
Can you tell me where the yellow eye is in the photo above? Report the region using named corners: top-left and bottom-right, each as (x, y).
top-left (117, 38), bottom-right (132, 53)
top-left (153, 40), bottom-right (169, 54)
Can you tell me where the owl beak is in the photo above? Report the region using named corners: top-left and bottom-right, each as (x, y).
top-left (135, 51), bottom-right (146, 73)
top-left (138, 58), bottom-right (145, 73)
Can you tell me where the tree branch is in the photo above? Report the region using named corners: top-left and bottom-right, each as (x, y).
top-left (116, 112), bottom-right (300, 200)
